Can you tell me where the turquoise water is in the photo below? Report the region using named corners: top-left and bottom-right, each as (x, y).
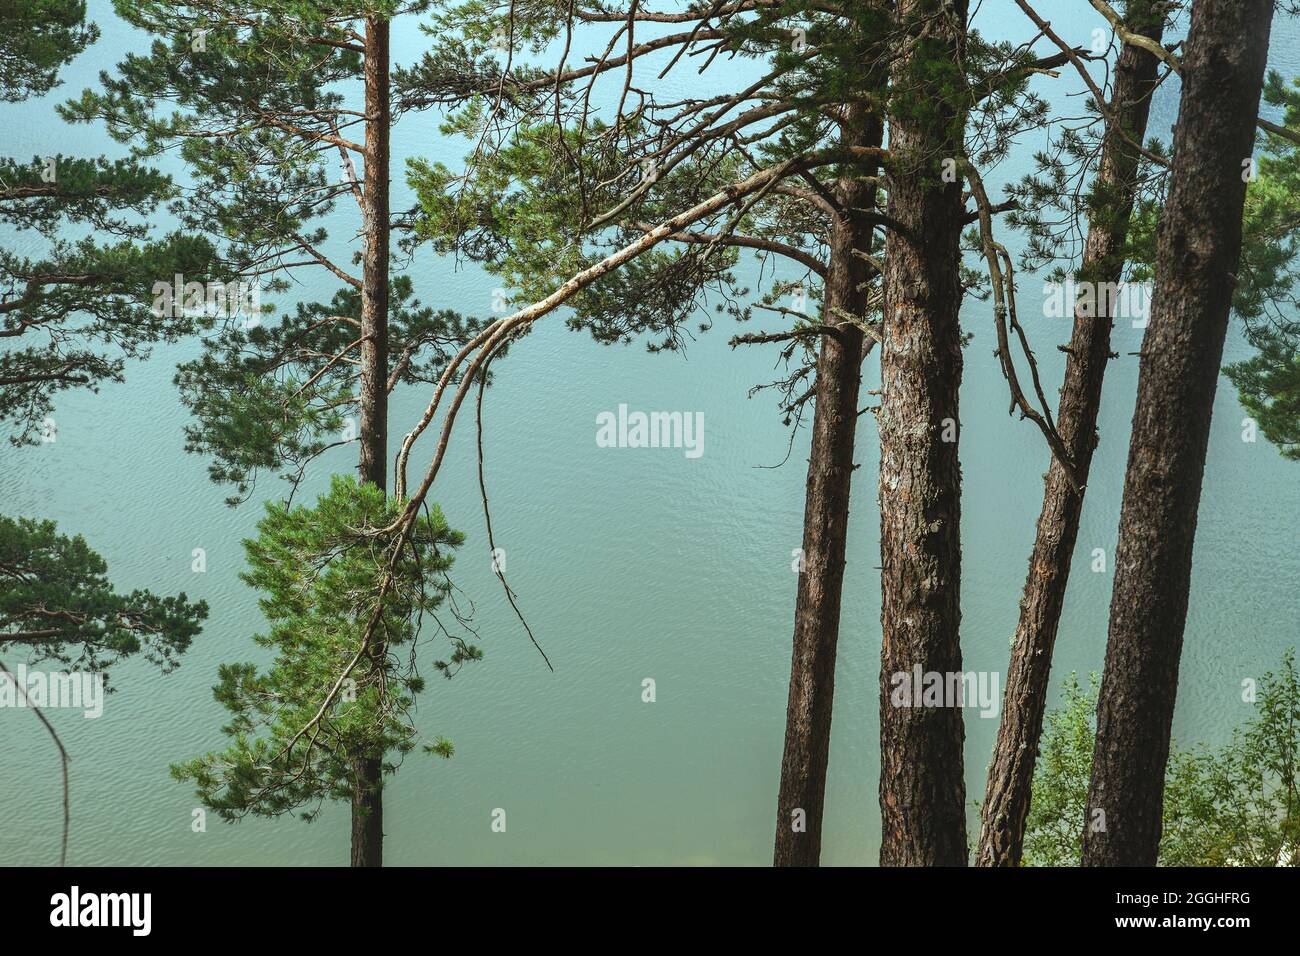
top-left (2, 3), bottom-right (1297, 866)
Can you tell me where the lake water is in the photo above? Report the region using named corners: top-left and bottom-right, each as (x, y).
top-left (2, 2), bottom-right (1297, 866)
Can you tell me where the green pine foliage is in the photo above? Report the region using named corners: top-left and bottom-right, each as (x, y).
top-left (403, 1), bottom-right (1048, 423)
top-left (1222, 73), bottom-right (1300, 462)
top-left (172, 476), bottom-right (478, 821)
top-left (0, 0), bottom-right (98, 102)
top-left (174, 276), bottom-right (480, 503)
top-left (0, 1), bottom-right (209, 692)
top-left (1, 0), bottom-right (220, 445)
top-left (0, 220), bottom-right (219, 444)
top-left (403, 2), bottom-right (887, 358)
top-left (1225, 332), bottom-right (1299, 461)
top-left (1233, 73), bottom-right (1300, 327)
top-left (0, 514), bottom-right (207, 677)
top-left (64, 0), bottom-right (482, 496)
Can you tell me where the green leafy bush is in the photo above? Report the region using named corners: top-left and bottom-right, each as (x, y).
top-left (1022, 652), bottom-right (1300, 866)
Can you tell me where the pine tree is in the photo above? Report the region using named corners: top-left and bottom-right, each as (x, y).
top-left (876, 0), bottom-right (971, 867)
top-left (0, 514), bottom-right (207, 866)
top-left (982, 0), bottom-right (1300, 866)
top-left (978, 0), bottom-right (1170, 868)
top-left (1226, 332), bottom-right (1300, 461)
top-left (1082, 0), bottom-right (1276, 867)
top-left (404, 1), bottom-right (897, 867)
top-left (0, 0), bottom-right (97, 103)
top-left (69, 0), bottom-right (483, 865)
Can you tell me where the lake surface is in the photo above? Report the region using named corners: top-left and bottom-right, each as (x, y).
top-left (2, 2), bottom-right (1297, 866)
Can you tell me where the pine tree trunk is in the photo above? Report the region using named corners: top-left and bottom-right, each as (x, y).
top-left (1081, 0), bottom-right (1274, 867)
top-left (877, 0), bottom-right (970, 867)
top-left (350, 754), bottom-right (384, 868)
top-left (351, 15), bottom-right (391, 870)
top-left (976, 4), bottom-right (1165, 868)
top-left (773, 107), bottom-right (882, 867)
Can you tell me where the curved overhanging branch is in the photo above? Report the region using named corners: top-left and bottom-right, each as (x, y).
top-left (273, 150), bottom-right (875, 755)
top-left (392, 146), bottom-right (885, 502)
top-left (961, 158), bottom-right (1082, 491)
top-left (288, 146), bottom-right (887, 764)
top-left (630, 223), bottom-right (829, 278)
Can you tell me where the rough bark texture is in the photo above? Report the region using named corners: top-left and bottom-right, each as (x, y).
top-left (773, 107), bottom-right (882, 867)
top-left (976, 6), bottom-right (1165, 868)
top-left (350, 753), bottom-right (384, 868)
top-left (877, 0), bottom-right (970, 867)
top-left (1081, 0), bottom-right (1274, 867)
top-left (351, 15), bottom-right (390, 870)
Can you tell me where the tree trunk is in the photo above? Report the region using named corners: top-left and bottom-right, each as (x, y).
top-left (976, 4), bottom-right (1165, 868)
top-left (351, 15), bottom-right (391, 870)
top-left (350, 754), bottom-right (384, 868)
top-left (1081, 0), bottom-right (1274, 867)
top-left (773, 107), bottom-right (883, 867)
top-left (877, 0), bottom-right (970, 867)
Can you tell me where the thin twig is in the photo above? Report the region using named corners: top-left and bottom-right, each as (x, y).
top-left (0, 658), bottom-right (70, 865)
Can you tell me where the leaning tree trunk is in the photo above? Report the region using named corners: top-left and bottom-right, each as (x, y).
top-left (1081, 0), bottom-right (1274, 867)
top-left (773, 105), bottom-right (883, 867)
top-left (351, 15), bottom-right (391, 869)
top-left (878, 0), bottom-right (970, 867)
top-left (976, 3), bottom-right (1166, 868)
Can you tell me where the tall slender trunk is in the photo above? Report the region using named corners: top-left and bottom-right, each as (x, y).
top-left (976, 4), bottom-right (1165, 868)
top-left (773, 106), bottom-right (882, 867)
top-left (878, 0), bottom-right (970, 867)
top-left (351, 15), bottom-right (391, 869)
top-left (1081, 0), bottom-right (1274, 867)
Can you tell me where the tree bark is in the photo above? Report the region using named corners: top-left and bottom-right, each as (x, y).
top-left (351, 15), bottom-right (391, 869)
top-left (1081, 0), bottom-right (1274, 867)
top-left (877, 0), bottom-right (970, 867)
top-left (976, 3), bottom-right (1165, 868)
top-left (773, 106), bottom-right (882, 867)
